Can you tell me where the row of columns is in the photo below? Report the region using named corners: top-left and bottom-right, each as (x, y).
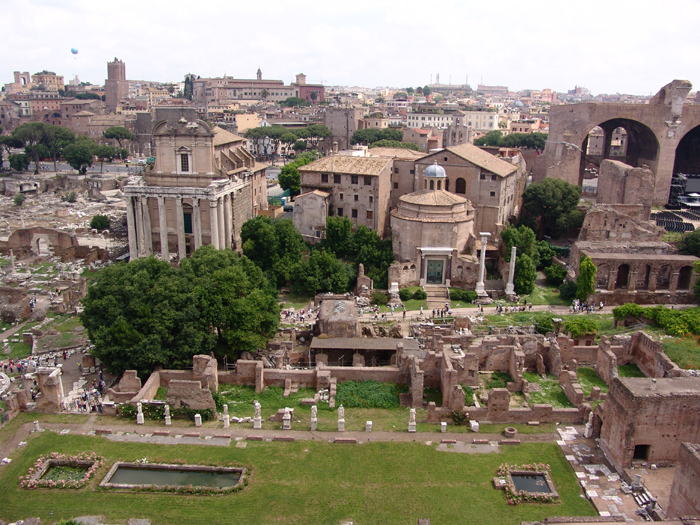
top-left (605, 265), bottom-right (682, 293)
top-left (126, 194), bottom-right (232, 261)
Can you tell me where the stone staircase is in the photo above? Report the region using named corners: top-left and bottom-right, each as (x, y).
top-left (424, 285), bottom-right (449, 309)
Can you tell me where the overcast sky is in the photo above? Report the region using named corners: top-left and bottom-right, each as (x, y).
top-left (4, 0), bottom-right (700, 96)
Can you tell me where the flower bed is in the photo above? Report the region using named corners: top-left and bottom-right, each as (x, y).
top-left (20, 452), bottom-right (103, 489)
top-left (495, 463), bottom-right (558, 505)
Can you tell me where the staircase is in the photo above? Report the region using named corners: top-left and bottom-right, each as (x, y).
top-left (424, 285), bottom-right (449, 310)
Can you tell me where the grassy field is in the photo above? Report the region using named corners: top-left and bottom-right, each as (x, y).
top-left (0, 431), bottom-right (596, 525)
top-left (662, 336), bottom-right (700, 369)
top-left (576, 367), bottom-right (609, 396)
top-left (522, 373), bottom-right (574, 408)
top-left (617, 363), bottom-right (646, 377)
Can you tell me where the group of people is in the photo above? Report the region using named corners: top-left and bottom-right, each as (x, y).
top-left (1, 350), bottom-right (69, 376)
top-left (281, 307), bottom-right (318, 324)
top-left (69, 380), bottom-right (104, 413)
top-left (571, 299), bottom-right (604, 314)
top-left (432, 302), bottom-right (453, 318)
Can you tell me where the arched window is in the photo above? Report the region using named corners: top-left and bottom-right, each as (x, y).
top-left (455, 178), bottom-right (466, 194)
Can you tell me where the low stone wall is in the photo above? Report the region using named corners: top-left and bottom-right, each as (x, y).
top-left (427, 402), bottom-right (584, 424)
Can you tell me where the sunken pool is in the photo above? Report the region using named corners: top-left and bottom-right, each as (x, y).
top-left (100, 463), bottom-right (246, 492)
top-left (511, 473), bottom-right (552, 493)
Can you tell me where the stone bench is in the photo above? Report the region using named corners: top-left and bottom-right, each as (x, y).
top-left (152, 431), bottom-right (170, 436)
top-left (183, 432), bottom-right (200, 438)
top-left (273, 436), bottom-right (295, 442)
top-left (334, 438), bottom-right (357, 444)
top-left (472, 439), bottom-right (490, 444)
top-left (500, 439), bottom-right (521, 445)
top-left (95, 429), bottom-right (111, 435)
top-left (213, 434), bottom-right (230, 439)
top-left (440, 439), bottom-right (457, 444)
top-left (247, 435), bottom-right (264, 441)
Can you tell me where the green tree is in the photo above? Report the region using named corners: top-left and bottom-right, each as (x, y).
top-left (309, 91), bottom-right (318, 103)
top-left (63, 139), bottom-right (96, 174)
top-left (95, 144), bottom-right (116, 173)
top-left (280, 132), bottom-right (298, 156)
top-left (324, 216), bottom-right (354, 258)
top-left (90, 214), bottom-right (111, 231)
top-left (514, 254), bottom-right (537, 295)
top-left (241, 216), bottom-right (304, 287)
top-left (544, 264), bottom-right (566, 286)
top-left (500, 225), bottom-right (538, 265)
top-left (9, 153), bottom-right (30, 173)
top-left (45, 125), bottom-right (75, 172)
top-left (415, 87), bottom-right (423, 95)
top-left (501, 132), bottom-right (548, 152)
top-left (13, 193), bottom-right (26, 206)
top-left (293, 248), bottom-right (354, 295)
top-left (278, 152), bottom-right (315, 197)
top-left (296, 124), bottom-right (331, 149)
top-left (280, 97), bottom-right (310, 107)
top-left (0, 135), bottom-right (23, 168)
top-left (576, 255), bottom-right (597, 301)
top-left (423, 86), bottom-right (432, 96)
top-left (102, 126), bottom-right (135, 159)
top-left (521, 178), bottom-right (583, 238)
top-left (680, 230), bottom-right (700, 257)
top-left (393, 91), bottom-right (408, 100)
top-left (292, 140), bottom-right (307, 152)
top-left (406, 87), bottom-right (415, 95)
top-left (369, 140), bottom-right (421, 151)
top-left (12, 122), bottom-right (49, 173)
top-left (473, 130), bottom-right (503, 147)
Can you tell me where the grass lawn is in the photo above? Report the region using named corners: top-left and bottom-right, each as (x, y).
top-left (519, 282), bottom-right (566, 306)
top-left (662, 336), bottom-right (700, 369)
top-left (523, 373), bottom-right (574, 408)
top-left (279, 294), bottom-right (312, 312)
top-left (577, 367), bottom-right (609, 396)
top-left (0, 431), bottom-right (595, 525)
top-left (617, 363), bottom-right (646, 378)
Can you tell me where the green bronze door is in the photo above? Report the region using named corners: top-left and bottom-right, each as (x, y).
top-left (426, 259), bottom-right (444, 284)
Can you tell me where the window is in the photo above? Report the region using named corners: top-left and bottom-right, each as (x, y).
top-left (394, 182), bottom-right (399, 189)
top-left (364, 176), bottom-right (372, 186)
top-left (321, 174), bottom-right (328, 183)
top-left (480, 174), bottom-right (486, 180)
top-left (394, 168), bottom-right (399, 174)
top-left (351, 175), bottom-right (358, 185)
top-left (456, 178), bottom-right (466, 194)
top-left (444, 157), bottom-right (448, 161)
top-left (410, 169), bottom-right (415, 175)
top-left (491, 175), bottom-right (497, 181)
top-left (429, 180), bottom-right (434, 190)
top-left (334, 174), bottom-right (341, 184)
top-left (352, 209), bottom-right (358, 218)
top-left (490, 191), bottom-right (496, 197)
top-left (338, 208), bottom-right (344, 216)
top-left (339, 193), bottom-right (344, 200)
top-left (354, 194), bottom-right (359, 202)
top-left (367, 210), bottom-right (373, 219)
top-left (369, 196), bottom-right (373, 203)
top-left (180, 154), bottom-right (190, 172)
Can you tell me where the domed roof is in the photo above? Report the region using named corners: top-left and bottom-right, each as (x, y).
top-left (424, 162), bottom-right (446, 178)
top-left (511, 99), bottom-right (524, 108)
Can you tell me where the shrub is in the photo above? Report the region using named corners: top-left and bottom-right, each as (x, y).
top-left (89, 214), bottom-right (110, 231)
top-left (564, 317), bottom-right (598, 338)
top-left (371, 291), bottom-right (388, 305)
top-left (612, 303), bottom-right (644, 321)
top-left (486, 371), bottom-right (513, 389)
top-left (13, 193), bottom-right (26, 206)
top-left (65, 191), bottom-right (77, 203)
top-left (450, 288), bottom-right (478, 302)
top-left (452, 410), bottom-right (468, 425)
top-left (544, 264), bottom-right (566, 286)
top-left (412, 289), bottom-right (427, 300)
top-left (462, 385), bottom-right (475, 406)
top-left (398, 288), bottom-right (413, 301)
top-left (559, 280), bottom-right (577, 301)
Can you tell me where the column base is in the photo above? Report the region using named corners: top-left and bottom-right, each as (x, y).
top-left (253, 417), bottom-right (262, 430)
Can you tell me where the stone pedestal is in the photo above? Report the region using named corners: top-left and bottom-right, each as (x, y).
top-left (223, 415), bottom-right (230, 428)
top-left (223, 404), bottom-right (228, 416)
top-left (33, 420), bottom-right (40, 432)
top-left (253, 417), bottom-right (262, 430)
top-left (194, 414), bottom-right (202, 427)
top-left (136, 413), bottom-right (144, 425)
top-left (469, 420), bottom-right (480, 433)
top-left (366, 421), bottom-right (372, 432)
top-left (441, 422), bottom-right (447, 433)
top-left (338, 419), bottom-right (345, 432)
top-left (310, 418), bottom-right (317, 431)
top-left (282, 415), bottom-right (291, 430)
top-left (164, 416), bottom-right (171, 426)
top-left (408, 422), bottom-right (416, 433)
top-left (583, 423), bottom-right (593, 439)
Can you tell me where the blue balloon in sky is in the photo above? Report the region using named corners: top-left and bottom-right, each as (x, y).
top-left (70, 48), bottom-right (78, 55)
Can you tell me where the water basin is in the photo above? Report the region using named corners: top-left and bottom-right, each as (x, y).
top-left (511, 473), bottom-right (552, 493)
top-left (100, 463), bottom-right (245, 491)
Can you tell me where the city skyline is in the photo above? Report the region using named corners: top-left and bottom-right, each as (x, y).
top-left (3, 0), bottom-right (700, 96)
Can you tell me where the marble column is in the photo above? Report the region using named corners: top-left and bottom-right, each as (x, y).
top-left (126, 197), bottom-right (138, 260)
top-left (157, 196), bottom-right (169, 260)
top-left (627, 268), bottom-right (638, 292)
top-left (475, 232), bottom-right (491, 296)
top-left (135, 196), bottom-right (145, 257)
top-left (141, 197), bottom-right (152, 255)
top-left (505, 246), bottom-right (517, 295)
top-left (217, 197), bottom-right (225, 249)
top-left (192, 198), bottom-right (202, 250)
top-left (175, 197), bottom-right (186, 260)
top-left (209, 199), bottom-right (220, 249)
top-left (607, 268), bottom-right (616, 291)
top-left (223, 193), bottom-right (232, 249)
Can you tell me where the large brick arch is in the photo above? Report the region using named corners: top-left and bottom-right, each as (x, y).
top-left (534, 80), bottom-right (700, 205)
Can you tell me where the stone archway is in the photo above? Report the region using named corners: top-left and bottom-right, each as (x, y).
top-left (615, 264), bottom-right (630, 289)
top-left (674, 124), bottom-right (700, 176)
top-left (580, 119), bottom-right (659, 186)
top-left (678, 265), bottom-right (693, 290)
top-left (656, 265), bottom-right (672, 290)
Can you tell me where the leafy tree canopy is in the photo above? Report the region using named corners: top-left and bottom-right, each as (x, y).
top-left (369, 139), bottom-right (421, 151)
top-left (521, 178), bottom-right (582, 238)
top-left (63, 139), bottom-right (97, 174)
top-left (576, 255), bottom-right (597, 301)
top-left (514, 253), bottom-right (537, 295)
top-left (474, 130), bottom-right (503, 147)
top-left (81, 247), bottom-right (279, 376)
top-left (9, 154), bottom-right (30, 173)
top-left (278, 152), bottom-right (316, 197)
top-left (350, 128), bottom-right (403, 146)
top-left (90, 214), bottom-right (110, 231)
top-left (679, 230), bottom-right (700, 257)
top-left (280, 97), bottom-right (311, 107)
